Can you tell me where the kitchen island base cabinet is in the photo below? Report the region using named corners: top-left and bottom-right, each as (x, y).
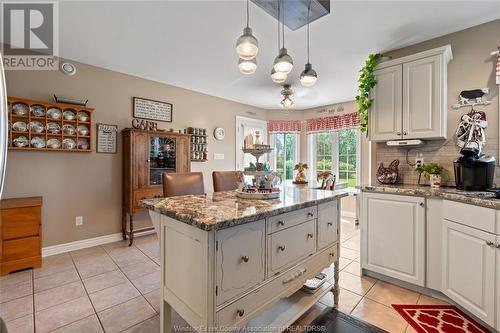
top-left (442, 220), bottom-right (496, 327)
top-left (144, 193), bottom-right (344, 333)
top-left (497, 235), bottom-right (500, 332)
top-left (361, 192), bottom-right (425, 286)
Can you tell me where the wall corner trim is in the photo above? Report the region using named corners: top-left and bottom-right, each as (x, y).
top-left (41, 230), bottom-right (156, 257)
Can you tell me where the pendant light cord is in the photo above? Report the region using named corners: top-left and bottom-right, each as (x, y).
top-left (282, 0), bottom-right (285, 48)
top-left (246, 0), bottom-right (250, 27)
top-left (307, 0), bottom-right (311, 63)
top-left (277, 0), bottom-right (281, 52)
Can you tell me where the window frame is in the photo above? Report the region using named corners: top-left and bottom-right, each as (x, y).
top-left (270, 132), bottom-right (300, 182)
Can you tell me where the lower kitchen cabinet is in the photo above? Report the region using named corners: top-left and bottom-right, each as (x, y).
top-left (497, 236), bottom-right (500, 331)
top-left (442, 220), bottom-right (496, 327)
top-left (361, 193), bottom-right (425, 286)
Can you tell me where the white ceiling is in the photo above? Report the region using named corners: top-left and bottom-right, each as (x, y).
top-left (58, 1), bottom-right (500, 110)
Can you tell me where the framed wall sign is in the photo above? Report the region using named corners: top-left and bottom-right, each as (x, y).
top-left (133, 97), bottom-right (172, 122)
top-left (96, 123), bottom-right (118, 153)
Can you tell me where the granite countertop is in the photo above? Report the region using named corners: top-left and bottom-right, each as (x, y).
top-left (359, 184), bottom-right (500, 210)
top-left (140, 187), bottom-right (348, 231)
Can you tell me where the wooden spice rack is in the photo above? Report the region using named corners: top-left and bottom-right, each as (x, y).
top-left (186, 127), bottom-right (208, 162)
top-left (8, 97), bottom-right (94, 152)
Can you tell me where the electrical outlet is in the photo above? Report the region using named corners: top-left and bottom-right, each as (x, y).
top-left (415, 158), bottom-right (424, 169)
top-left (75, 216), bottom-right (83, 226)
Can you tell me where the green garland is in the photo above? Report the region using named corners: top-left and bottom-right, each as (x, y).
top-left (355, 53), bottom-right (382, 133)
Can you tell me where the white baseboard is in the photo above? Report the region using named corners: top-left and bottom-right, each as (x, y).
top-left (42, 229), bottom-right (157, 257)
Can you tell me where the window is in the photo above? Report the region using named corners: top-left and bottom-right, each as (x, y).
top-left (309, 128), bottom-right (360, 188)
top-left (271, 133), bottom-right (299, 181)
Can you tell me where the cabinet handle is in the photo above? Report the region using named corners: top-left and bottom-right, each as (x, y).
top-left (486, 241), bottom-right (495, 247)
top-left (419, 202), bottom-right (425, 207)
top-left (146, 159), bottom-right (150, 163)
top-left (307, 233), bottom-right (314, 239)
top-left (403, 131), bottom-right (408, 136)
top-left (329, 252), bottom-right (335, 257)
top-left (236, 309), bottom-right (245, 317)
top-left (241, 256), bottom-right (249, 263)
top-left (327, 222), bottom-right (333, 227)
top-left (277, 221), bottom-right (285, 226)
top-left (307, 212), bottom-right (314, 217)
top-left (278, 245), bottom-right (286, 252)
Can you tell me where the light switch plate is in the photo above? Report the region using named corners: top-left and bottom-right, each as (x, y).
top-left (214, 153), bottom-right (224, 160)
top-left (76, 216), bottom-right (83, 226)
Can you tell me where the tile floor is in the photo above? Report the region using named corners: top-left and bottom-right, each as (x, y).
top-left (0, 216), bottom-right (448, 333)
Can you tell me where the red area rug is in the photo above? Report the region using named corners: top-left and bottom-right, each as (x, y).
top-left (392, 305), bottom-right (491, 333)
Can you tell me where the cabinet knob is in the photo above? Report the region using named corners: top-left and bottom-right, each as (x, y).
top-left (307, 212), bottom-right (314, 217)
top-left (241, 256), bottom-right (249, 263)
top-left (278, 245), bottom-right (286, 252)
top-left (327, 222), bottom-right (333, 227)
top-left (146, 159), bottom-right (150, 163)
top-left (329, 252), bottom-right (335, 257)
top-left (307, 233), bottom-right (314, 239)
top-left (486, 241), bottom-right (495, 247)
top-left (277, 221), bottom-right (285, 226)
top-left (419, 202), bottom-right (425, 207)
top-left (396, 131), bottom-right (401, 136)
top-left (236, 309), bottom-right (245, 317)
top-left (403, 131), bottom-right (408, 136)
top-left (496, 243), bottom-right (500, 249)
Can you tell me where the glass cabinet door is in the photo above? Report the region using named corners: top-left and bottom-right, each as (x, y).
top-left (149, 136), bottom-right (176, 185)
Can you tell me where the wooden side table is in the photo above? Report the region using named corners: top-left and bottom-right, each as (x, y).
top-left (0, 197), bottom-right (42, 276)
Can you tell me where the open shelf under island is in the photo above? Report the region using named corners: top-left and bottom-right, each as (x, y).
top-left (140, 187), bottom-right (347, 333)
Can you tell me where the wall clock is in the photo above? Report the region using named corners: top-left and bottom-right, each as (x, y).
top-left (214, 127), bottom-right (225, 140)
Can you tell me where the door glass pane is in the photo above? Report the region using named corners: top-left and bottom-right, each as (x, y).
top-left (150, 137), bottom-right (176, 185)
top-left (338, 129), bottom-right (357, 187)
top-left (284, 134), bottom-right (296, 180)
top-left (316, 133), bottom-right (333, 175)
top-left (274, 134), bottom-right (285, 180)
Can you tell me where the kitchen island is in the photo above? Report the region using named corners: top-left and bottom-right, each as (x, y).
top-left (141, 187), bottom-right (347, 333)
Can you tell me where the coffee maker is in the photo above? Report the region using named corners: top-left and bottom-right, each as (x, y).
top-left (454, 155), bottom-right (495, 191)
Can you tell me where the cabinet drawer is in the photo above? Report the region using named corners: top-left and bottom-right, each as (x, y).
top-left (267, 206), bottom-right (316, 234)
top-left (2, 237), bottom-right (40, 261)
top-left (133, 189), bottom-right (163, 211)
top-left (216, 220), bottom-right (265, 306)
top-left (2, 206), bottom-right (40, 239)
top-left (217, 245), bottom-right (336, 328)
top-left (268, 220), bottom-right (316, 275)
top-left (317, 202), bottom-right (338, 250)
top-left (443, 200), bottom-right (495, 233)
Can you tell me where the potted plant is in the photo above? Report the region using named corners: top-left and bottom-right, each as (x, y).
top-left (419, 163), bottom-right (445, 188)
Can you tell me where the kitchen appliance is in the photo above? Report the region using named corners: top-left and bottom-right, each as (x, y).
top-left (454, 155), bottom-right (495, 191)
top-left (0, 52), bottom-right (8, 199)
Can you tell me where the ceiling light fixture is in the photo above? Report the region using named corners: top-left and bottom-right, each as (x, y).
top-left (280, 84), bottom-right (294, 108)
top-left (270, 2), bottom-right (287, 83)
top-left (238, 58), bottom-right (257, 75)
top-left (300, 0), bottom-right (318, 87)
top-left (273, 0), bottom-right (293, 75)
top-left (236, 0), bottom-right (259, 61)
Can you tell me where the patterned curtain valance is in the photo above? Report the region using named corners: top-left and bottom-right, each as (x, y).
top-left (306, 112), bottom-right (360, 133)
top-left (267, 120), bottom-right (302, 133)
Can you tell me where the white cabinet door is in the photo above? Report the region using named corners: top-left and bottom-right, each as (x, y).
top-left (368, 65), bottom-right (403, 142)
top-left (317, 201), bottom-right (338, 250)
top-left (496, 236), bottom-right (500, 332)
top-left (361, 193), bottom-right (425, 286)
top-left (442, 220), bottom-right (495, 327)
top-left (402, 55), bottom-right (444, 139)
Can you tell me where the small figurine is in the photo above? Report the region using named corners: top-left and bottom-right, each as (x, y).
top-left (293, 163), bottom-right (308, 184)
top-left (456, 110), bottom-right (487, 158)
top-left (459, 88), bottom-right (489, 105)
top-left (376, 159), bottom-right (399, 184)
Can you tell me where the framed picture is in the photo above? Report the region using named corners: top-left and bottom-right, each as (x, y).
top-left (133, 97), bottom-right (172, 122)
top-left (96, 123), bottom-right (118, 153)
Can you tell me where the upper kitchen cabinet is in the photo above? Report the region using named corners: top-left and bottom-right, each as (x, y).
top-left (369, 45), bottom-right (452, 142)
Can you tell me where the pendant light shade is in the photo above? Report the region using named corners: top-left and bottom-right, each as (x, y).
top-left (238, 58), bottom-right (257, 75)
top-left (271, 68), bottom-right (287, 83)
top-left (280, 84), bottom-right (294, 108)
top-left (274, 48), bottom-right (293, 74)
top-left (300, 63), bottom-right (318, 87)
top-left (236, 27), bottom-right (259, 60)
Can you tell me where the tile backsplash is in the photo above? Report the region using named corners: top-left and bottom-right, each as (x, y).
top-left (375, 139), bottom-right (500, 187)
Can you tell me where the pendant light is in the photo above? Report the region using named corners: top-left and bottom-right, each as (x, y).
top-left (300, 0), bottom-right (318, 87)
top-left (280, 84), bottom-right (294, 108)
top-left (238, 58), bottom-right (257, 75)
top-left (236, 0), bottom-right (259, 61)
top-left (273, 0), bottom-right (293, 74)
top-left (271, 1), bottom-right (287, 83)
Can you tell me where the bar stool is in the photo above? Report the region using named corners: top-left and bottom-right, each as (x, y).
top-left (212, 171), bottom-right (243, 192)
top-left (317, 172), bottom-right (336, 191)
top-left (163, 172), bottom-right (205, 197)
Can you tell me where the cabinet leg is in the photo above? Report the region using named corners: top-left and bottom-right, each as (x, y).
top-left (332, 260), bottom-right (340, 309)
top-left (161, 299), bottom-right (172, 333)
top-left (122, 211), bottom-right (127, 240)
top-left (129, 214), bottom-right (134, 246)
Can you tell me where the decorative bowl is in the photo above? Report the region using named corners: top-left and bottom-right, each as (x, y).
top-left (62, 124), bottom-right (76, 135)
top-left (47, 138), bottom-right (61, 149)
top-left (12, 121), bottom-right (27, 132)
top-left (13, 136), bottom-right (29, 147)
top-left (63, 110), bottom-right (76, 120)
top-left (62, 138), bottom-right (76, 149)
top-left (77, 125), bottom-right (89, 136)
top-left (77, 112), bottom-right (89, 122)
top-left (47, 108), bottom-right (62, 119)
top-left (46, 122), bottom-right (61, 134)
top-left (31, 137), bottom-right (46, 148)
top-left (30, 105), bottom-right (45, 117)
top-left (12, 103), bottom-right (29, 116)
top-left (28, 121), bottom-right (44, 133)
top-left (77, 139), bottom-right (89, 150)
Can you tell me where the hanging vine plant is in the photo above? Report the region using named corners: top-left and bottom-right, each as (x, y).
top-left (355, 53), bottom-right (382, 133)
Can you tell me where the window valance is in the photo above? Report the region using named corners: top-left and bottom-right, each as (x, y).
top-left (267, 120), bottom-right (302, 133)
top-left (306, 112), bottom-right (359, 134)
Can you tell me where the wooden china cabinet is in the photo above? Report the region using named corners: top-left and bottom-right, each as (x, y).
top-left (122, 128), bottom-right (191, 245)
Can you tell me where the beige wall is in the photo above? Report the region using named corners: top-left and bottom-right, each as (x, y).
top-left (375, 19), bottom-right (500, 186)
top-left (4, 60), bottom-right (267, 247)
